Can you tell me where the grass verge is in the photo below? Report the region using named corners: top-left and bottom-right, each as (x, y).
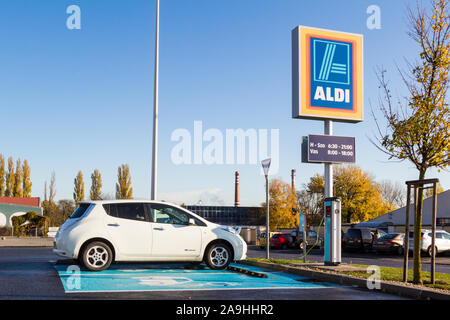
top-left (246, 259), bottom-right (450, 291)
top-left (341, 264), bottom-right (450, 291)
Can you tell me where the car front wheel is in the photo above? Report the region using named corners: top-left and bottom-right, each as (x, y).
top-left (81, 241), bottom-right (113, 271)
top-left (205, 243), bottom-right (232, 270)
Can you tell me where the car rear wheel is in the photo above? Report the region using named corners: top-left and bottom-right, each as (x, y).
top-left (299, 242), bottom-right (306, 251)
top-left (81, 241), bottom-right (113, 271)
top-left (205, 243), bottom-right (232, 270)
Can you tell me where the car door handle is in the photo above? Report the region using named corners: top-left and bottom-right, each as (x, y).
top-left (153, 227), bottom-right (164, 231)
top-left (107, 223), bottom-right (120, 227)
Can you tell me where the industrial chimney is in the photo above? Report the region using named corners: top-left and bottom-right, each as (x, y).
top-left (291, 169), bottom-right (296, 192)
top-left (235, 171), bottom-right (240, 207)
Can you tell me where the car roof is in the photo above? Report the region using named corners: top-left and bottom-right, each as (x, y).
top-left (78, 199), bottom-right (175, 206)
top-left (79, 199), bottom-right (213, 225)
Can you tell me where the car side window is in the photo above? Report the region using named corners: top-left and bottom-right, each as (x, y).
top-left (149, 204), bottom-right (190, 225)
top-left (103, 203), bottom-right (147, 222)
top-left (443, 233), bottom-right (450, 240)
top-left (436, 233), bottom-right (443, 239)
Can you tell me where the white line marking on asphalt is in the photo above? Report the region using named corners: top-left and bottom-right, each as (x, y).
top-left (63, 286), bottom-right (330, 293)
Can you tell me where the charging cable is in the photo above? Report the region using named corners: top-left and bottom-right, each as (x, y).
top-left (298, 214), bottom-right (325, 260)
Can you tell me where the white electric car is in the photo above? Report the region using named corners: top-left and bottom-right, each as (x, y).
top-left (405, 229), bottom-right (450, 256)
top-left (53, 200), bottom-right (247, 271)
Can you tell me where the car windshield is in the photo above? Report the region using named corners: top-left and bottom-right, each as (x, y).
top-left (346, 229), bottom-right (360, 238)
top-left (272, 234), bottom-right (280, 238)
top-left (69, 204), bottom-right (91, 219)
top-left (379, 233), bottom-right (397, 240)
top-left (409, 232), bottom-right (425, 238)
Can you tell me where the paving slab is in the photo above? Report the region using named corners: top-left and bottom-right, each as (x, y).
top-left (288, 263), bottom-right (368, 272)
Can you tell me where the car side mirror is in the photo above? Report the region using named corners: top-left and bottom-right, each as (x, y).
top-left (188, 218), bottom-right (196, 226)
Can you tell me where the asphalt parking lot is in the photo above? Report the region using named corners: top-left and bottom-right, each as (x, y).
top-left (0, 247), bottom-right (408, 300)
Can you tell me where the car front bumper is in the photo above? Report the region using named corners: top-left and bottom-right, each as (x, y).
top-left (234, 237), bottom-right (247, 261)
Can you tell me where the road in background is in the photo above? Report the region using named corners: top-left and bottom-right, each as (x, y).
top-left (247, 246), bottom-right (450, 274)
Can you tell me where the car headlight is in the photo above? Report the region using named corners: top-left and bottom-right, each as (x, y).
top-left (220, 226), bottom-right (241, 235)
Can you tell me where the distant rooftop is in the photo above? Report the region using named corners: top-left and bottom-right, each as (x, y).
top-left (0, 197), bottom-right (40, 207)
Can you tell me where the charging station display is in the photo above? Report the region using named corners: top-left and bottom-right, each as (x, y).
top-left (324, 197), bottom-right (341, 266)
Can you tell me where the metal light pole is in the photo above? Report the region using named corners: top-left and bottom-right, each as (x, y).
top-left (265, 174), bottom-right (270, 259)
top-left (261, 158), bottom-right (271, 259)
top-left (151, 0), bottom-right (160, 200)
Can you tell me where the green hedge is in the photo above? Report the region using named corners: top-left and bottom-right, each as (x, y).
top-left (11, 212), bottom-right (50, 237)
top-left (0, 227), bottom-right (12, 236)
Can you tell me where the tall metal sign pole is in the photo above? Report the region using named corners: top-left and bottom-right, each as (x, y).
top-left (292, 26), bottom-right (363, 266)
top-left (324, 120), bottom-right (333, 198)
top-left (151, 0), bottom-right (160, 200)
top-left (261, 158), bottom-right (271, 259)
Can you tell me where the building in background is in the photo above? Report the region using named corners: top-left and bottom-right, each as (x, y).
top-left (185, 171), bottom-right (265, 244)
top-left (356, 189), bottom-right (450, 233)
top-left (185, 205), bottom-right (262, 244)
top-left (0, 197), bottom-right (42, 228)
top-left (185, 205), bottom-right (261, 226)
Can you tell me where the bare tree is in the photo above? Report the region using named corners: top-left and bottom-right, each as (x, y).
top-left (378, 180), bottom-right (406, 209)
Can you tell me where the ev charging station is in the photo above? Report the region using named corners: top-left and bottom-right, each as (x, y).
top-left (324, 197), bottom-right (341, 266)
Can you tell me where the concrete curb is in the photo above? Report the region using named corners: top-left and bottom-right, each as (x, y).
top-left (240, 260), bottom-right (450, 300)
top-left (0, 237), bottom-right (54, 247)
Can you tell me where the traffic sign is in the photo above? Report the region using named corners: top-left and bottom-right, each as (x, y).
top-left (292, 26), bottom-right (363, 123)
top-left (302, 134), bottom-right (355, 163)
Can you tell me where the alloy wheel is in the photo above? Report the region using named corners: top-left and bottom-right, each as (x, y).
top-left (86, 245), bottom-right (109, 269)
top-left (209, 245), bottom-right (229, 268)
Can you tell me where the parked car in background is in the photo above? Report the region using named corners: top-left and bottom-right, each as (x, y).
top-left (405, 229), bottom-right (450, 256)
top-left (54, 200), bottom-right (247, 271)
top-left (373, 233), bottom-right (405, 255)
top-left (269, 233), bottom-right (293, 249)
top-left (290, 230), bottom-right (323, 250)
top-left (259, 232), bottom-right (280, 249)
top-left (342, 228), bottom-right (386, 252)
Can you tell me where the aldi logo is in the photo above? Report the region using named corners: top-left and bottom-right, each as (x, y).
top-left (311, 37), bottom-right (353, 110)
top-left (292, 26), bottom-right (363, 123)
top-left (313, 39), bottom-right (350, 84)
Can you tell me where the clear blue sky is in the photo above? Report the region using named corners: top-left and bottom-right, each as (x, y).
top-left (0, 0), bottom-right (448, 206)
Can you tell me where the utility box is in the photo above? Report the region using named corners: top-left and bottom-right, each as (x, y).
top-left (324, 197), bottom-right (341, 266)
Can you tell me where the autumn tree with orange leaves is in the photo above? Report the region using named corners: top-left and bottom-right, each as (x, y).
top-left (372, 0), bottom-right (450, 284)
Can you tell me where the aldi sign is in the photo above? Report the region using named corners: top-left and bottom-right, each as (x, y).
top-left (292, 26), bottom-right (363, 123)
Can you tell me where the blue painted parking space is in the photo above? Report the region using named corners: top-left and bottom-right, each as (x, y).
top-left (55, 263), bottom-right (339, 293)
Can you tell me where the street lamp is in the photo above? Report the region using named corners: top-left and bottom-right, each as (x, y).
top-left (151, 0), bottom-right (160, 200)
top-left (261, 158), bottom-right (271, 259)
